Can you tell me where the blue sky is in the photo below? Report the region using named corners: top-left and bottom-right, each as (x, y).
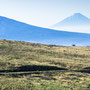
top-left (0, 0), bottom-right (90, 28)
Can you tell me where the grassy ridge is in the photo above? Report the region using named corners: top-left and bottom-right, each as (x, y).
top-left (0, 39), bottom-right (90, 90)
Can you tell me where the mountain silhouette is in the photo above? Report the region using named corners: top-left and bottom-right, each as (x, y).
top-left (52, 13), bottom-right (90, 33)
top-left (0, 16), bottom-right (90, 46)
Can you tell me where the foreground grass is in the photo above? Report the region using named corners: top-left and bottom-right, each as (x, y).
top-left (0, 39), bottom-right (90, 90)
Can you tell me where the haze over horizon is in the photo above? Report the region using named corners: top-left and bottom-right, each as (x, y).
top-left (0, 15), bottom-right (90, 46)
top-left (51, 13), bottom-right (90, 33)
top-left (0, 0), bottom-right (90, 28)
top-left (0, 0), bottom-right (90, 33)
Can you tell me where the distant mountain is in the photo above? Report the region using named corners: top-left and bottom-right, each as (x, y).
top-left (0, 16), bottom-right (90, 46)
top-left (52, 13), bottom-right (90, 33)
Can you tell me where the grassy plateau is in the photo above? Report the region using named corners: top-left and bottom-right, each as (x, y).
top-left (0, 39), bottom-right (90, 90)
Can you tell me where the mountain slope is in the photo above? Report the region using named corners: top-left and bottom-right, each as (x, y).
top-left (0, 16), bottom-right (90, 46)
top-left (53, 13), bottom-right (90, 26)
top-left (52, 13), bottom-right (90, 33)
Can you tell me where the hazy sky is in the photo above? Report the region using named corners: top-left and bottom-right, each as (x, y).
top-left (0, 0), bottom-right (90, 28)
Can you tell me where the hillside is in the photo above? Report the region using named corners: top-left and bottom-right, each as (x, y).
top-left (0, 16), bottom-right (90, 46)
top-left (0, 39), bottom-right (90, 90)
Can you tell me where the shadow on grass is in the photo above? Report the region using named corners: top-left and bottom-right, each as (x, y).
top-left (15, 65), bottom-right (67, 71)
top-left (0, 65), bottom-right (67, 72)
top-left (0, 65), bottom-right (67, 77)
top-left (78, 67), bottom-right (90, 74)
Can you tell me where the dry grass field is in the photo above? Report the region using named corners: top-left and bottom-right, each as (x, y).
top-left (0, 39), bottom-right (90, 90)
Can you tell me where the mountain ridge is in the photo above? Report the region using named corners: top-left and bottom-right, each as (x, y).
top-left (0, 16), bottom-right (90, 46)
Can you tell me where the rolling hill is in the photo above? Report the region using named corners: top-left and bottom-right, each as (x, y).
top-left (0, 39), bottom-right (90, 90)
top-left (0, 16), bottom-right (90, 46)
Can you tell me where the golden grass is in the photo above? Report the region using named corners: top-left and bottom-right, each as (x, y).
top-left (0, 39), bottom-right (90, 90)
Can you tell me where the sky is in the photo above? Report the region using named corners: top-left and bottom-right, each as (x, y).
top-left (0, 0), bottom-right (90, 28)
